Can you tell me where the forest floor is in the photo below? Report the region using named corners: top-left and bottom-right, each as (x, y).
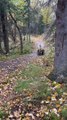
top-left (0, 36), bottom-right (67, 120)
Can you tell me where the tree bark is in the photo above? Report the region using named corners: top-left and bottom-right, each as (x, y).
top-left (55, 0), bottom-right (67, 75)
top-left (0, 7), bottom-right (9, 54)
top-left (27, 0), bottom-right (30, 42)
top-left (11, 24), bottom-right (16, 43)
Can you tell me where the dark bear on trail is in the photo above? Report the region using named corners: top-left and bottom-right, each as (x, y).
top-left (37, 45), bottom-right (45, 56)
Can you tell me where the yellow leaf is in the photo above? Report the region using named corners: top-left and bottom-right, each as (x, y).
top-left (58, 108), bottom-right (62, 113)
top-left (51, 96), bottom-right (56, 101)
top-left (56, 104), bottom-right (60, 108)
top-left (54, 84), bottom-right (61, 89)
top-left (47, 96), bottom-right (51, 100)
top-left (54, 92), bottom-right (58, 97)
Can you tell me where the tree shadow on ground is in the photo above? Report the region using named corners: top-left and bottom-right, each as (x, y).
top-left (47, 70), bottom-right (57, 81)
top-left (47, 69), bottom-right (67, 84)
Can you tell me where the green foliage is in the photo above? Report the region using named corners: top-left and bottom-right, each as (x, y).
top-left (20, 64), bottom-right (43, 79)
top-left (56, 88), bottom-right (63, 96)
top-left (38, 15), bottom-right (45, 34)
top-left (36, 82), bottom-right (51, 99)
top-left (41, 6), bottom-right (52, 25)
top-left (15, 80), bottom-right (33, 92)
top-left (0, 110), bottom-right (6, 119)
top-left (23, 41), bottom-right (33, 54)
top-left (43, 116), bottom-right (50, 120)
top-left (61, 108), bottom-right (67, 120)
top-left (10, 0), bottom-right (26, 23)
top-left (63, 84), bottom-right (67, 93)
top-left (15, 63), bottom-right (49, 96)
top-left (15, 64), bottom-right (44, 93)
top-left (50, 113), bottom-right (60, 120)
top-left (0, 47), bottom-right (21, 61)
top-left (0, 40), bottom-right (33, 61)
top-left (15, 62), bottom-right (52, 99)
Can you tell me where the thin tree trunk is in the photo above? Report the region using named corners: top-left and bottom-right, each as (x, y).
top-left (11, 25), bottom-right (16, 43)
top-left (9, 12), bottom-right (23, 53)
top-left (0, 40), bottom-right (2, 53)
top-left (55, 0), bottom-right (67, 75)
top-left (27, 0), bottom-right (30, 42)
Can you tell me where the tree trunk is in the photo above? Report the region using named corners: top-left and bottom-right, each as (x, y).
top-left (0, 8), bottom-right (9, 54)
top-left (55, 0), bottom-right (67, 75)
top-left (11, 24), bottom-right (16, 43)
top-left (9, 12), bottom-right (23, 53)
top-left (27, 0), bottom-right (30, 42)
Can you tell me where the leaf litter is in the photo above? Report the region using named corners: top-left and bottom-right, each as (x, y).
top-left (0, 39), bottom-right (67, 119)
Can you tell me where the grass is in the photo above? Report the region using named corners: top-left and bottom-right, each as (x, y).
top-left (0, 110), bottom-right (4, 118)
top-left (0, 41), bottom-right (33, 61)
top-left (35, 81), bottom-right (52, 99)
top-left (15, 63), bottom-right (46, 93)
top-left (20, 64), bottom-right (44, 79)
top-left (61, 108), bottom-right (67, 120)
top-left (14, 54), bottom-right (67, 105)
top-left (14, 48), bottom-right (54, 98)
top-left (15, 63), bottom-right (52, 99)
top-left (50, 112), bottom-right (60, 120)
top-left (0, 109), bottom-right (7, 119)
top-left (56, 88), bottom-right (63, 96)
top-left (15, 79), bottom-right (34, 92)
top-left (0, 47), bottom-right (21, 61)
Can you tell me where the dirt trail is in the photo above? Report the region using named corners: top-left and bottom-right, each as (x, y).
top-left (0, 36), bottom-right (49, 83)
top-left (0, 36), bottom-right (50, 108)
top-left (0, 54), bottom-right (36, 82)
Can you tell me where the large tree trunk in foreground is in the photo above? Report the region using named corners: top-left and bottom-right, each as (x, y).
top-left (55, 0), bottom-right (67, 75)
